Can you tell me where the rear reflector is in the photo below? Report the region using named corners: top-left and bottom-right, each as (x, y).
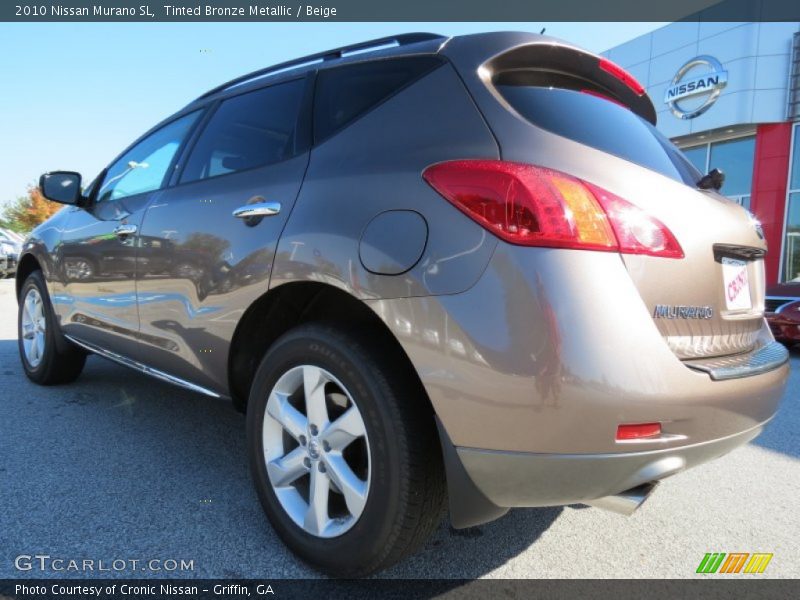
top-left (598, 57), bottom-right (645, 96)
top-left (422, 160), bottom-right (683, 258)
top-left (616, 423), bottom-right (662, 441)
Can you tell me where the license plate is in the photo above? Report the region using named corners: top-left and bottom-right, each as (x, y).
top-left (722, 257), bottom-right (752, 311)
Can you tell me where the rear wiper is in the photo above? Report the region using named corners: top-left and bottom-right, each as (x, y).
top-left (697, 168), bottom-right (725, 191)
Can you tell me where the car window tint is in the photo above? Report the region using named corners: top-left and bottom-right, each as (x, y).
top-left (313, 56), bottom-right (443, 143)
top-left (180, 79), bottom-right (306, 183)
top-left (97, 111), bottom-right (200, 203)
top-left (497, 85), bottom-right (703, 187)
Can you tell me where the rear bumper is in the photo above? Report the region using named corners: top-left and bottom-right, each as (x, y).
top-left (456, 420), bottom-right (766, 510)
top-left (369, 242), bottom-right (790, 524)
top-left (371, 243), bottom-right (789, 456)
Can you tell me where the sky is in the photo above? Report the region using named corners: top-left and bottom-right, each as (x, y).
top-left (0, 22), bottom-right (665, 207)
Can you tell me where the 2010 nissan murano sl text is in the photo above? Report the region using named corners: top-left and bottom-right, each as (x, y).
top-left (18, 32), bottom-right (789, 576)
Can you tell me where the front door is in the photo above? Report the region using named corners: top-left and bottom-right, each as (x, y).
top-left (54, 111), bottom-right (201, 356)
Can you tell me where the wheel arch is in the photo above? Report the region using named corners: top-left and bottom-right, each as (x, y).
top-left (16, 253), bottom-right (43, 299)
top-left (227, 281), bottom-right (435, 419)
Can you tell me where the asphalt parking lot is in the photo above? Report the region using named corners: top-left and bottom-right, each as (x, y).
top-left (0, 277), bottom-right (798, 579)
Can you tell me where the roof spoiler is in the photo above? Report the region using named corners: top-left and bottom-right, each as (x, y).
top-left (479, 41), bottom-right (657, 124)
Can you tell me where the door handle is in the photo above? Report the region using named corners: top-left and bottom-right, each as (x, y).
top-left (232, 201), bottom-right (281, 219)
top-left (113, 224), bottom-right (138, 237)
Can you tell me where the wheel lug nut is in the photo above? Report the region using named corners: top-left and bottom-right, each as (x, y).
top-left (303, 457), bottom-right (311, 468)
top-left (318, 463), bottom-right (326, 473)
top-left (309, 424), bottom-right (318, 436)
top-left (299, 435), bottom-right (307, 446)
top-left (322, 441), bottom-right (330, 452)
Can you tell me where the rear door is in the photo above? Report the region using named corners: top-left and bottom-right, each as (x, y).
top-left (132, 75), bottom-right (312, 393)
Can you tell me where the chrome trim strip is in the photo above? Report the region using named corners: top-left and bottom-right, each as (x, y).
top-left (232, 201), bottom-right (281, 218)
top-left (684, 340), bottom-right (790, 381)
top-left (65, 335), bottom-right (224, 399)
top-left (615, 433), bottom-right (688, 445)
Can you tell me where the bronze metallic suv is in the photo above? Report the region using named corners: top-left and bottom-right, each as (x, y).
top-left (18, 32), bottom-right (789, 576)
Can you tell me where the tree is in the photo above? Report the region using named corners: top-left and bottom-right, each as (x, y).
top-left (0, 186), bottom-right (63, 233)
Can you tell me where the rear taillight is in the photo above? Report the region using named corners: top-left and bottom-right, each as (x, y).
top-left (422, 160), bottom-right (683, 259)
top-left (598, 57), bottom-right (645, 96)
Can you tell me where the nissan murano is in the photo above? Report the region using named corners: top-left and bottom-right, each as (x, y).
top-left (18, 32), bottom-right (788, 576)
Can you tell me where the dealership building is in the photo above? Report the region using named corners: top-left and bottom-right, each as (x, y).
top-left (603, 22), bottom-right (800, 285)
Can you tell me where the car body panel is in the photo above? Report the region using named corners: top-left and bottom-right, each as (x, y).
top-left (456, 422), bottom-right (765, 508)
top-left (271, 63), bottom-right (500, 300)
top-left (765, 282), bottom-right (800, 344)
top-left (367, 241), bottom-right (786, 455)
top-left (133, 151), bottom-right (310, 393)
top-left (0, 228), bottom-right (22, 275)
top-left (50, 194), bottom-right (152, 358)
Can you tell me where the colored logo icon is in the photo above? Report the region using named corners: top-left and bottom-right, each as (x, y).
top-left (696, 552), bottom-right (773, 574)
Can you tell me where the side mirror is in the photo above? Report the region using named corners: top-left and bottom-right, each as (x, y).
top-left (697, 168), bottom-right (725, 192)
top-left (39, 171), bottom-right (83, 205)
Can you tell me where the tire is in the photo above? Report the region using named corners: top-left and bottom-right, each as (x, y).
top-left (246, 322), bottom-right (445, 577)
top-left (18, 270), bottom-right (86, 385)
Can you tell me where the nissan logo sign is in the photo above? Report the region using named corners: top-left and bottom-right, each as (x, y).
top-left (664, 55), bottom-right (728, 120)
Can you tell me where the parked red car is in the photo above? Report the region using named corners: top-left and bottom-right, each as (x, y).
top-left (766, 283), bottom-right (800, 346)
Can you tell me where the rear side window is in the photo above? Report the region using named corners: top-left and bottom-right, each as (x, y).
top-left (181, 78), bottom-right (306, 183)
top-left (497, 85), bottom-right (702, 186)
top-left (313, 56), bottom-right (443, 143)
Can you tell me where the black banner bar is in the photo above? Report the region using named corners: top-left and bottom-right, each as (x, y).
top-left (2, 0), bottom-right (800, 22)
top-left (1, 579), bottom-right (798, 600)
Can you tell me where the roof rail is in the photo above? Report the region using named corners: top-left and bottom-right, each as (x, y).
top-left (192, 32), bottom-right (445, 103)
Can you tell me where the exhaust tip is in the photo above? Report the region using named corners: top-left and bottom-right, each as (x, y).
top-left (586, 482), bottom-right (658, 516)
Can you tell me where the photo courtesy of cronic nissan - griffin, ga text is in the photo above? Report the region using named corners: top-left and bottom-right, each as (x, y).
top-left (17, 31), bottom-right (789, 577)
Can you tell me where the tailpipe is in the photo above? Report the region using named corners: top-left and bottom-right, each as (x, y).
top-left (586, 482), bottom-right (658, 516)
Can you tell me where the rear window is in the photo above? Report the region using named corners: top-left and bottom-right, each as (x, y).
top-left (313, 56), bottom-right (443, 143)
top-left (497, 85), bottom-right (702, 186)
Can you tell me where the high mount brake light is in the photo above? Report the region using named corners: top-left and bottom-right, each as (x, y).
top-left (422, 160), bottom-right (684, 259)
top-left (598, 57), bottom-right (645, 96)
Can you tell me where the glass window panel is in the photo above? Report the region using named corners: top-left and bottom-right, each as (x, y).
top-left (784, 192), bottom-right (800, 282)
top-left (496, 85), bottom-right (702, 186)
top-left (791, 125), bottom-right (800, 191)
top-left (181, 79), bottom-right (305, 183)
top-left (682, 145), bottom-right (708, 174)
top-left (97, 111), bottom-right (200, 203)
top-left (708, 136), bottom-right (756, 198)
top-left (314, 56), bottom-right (443, 143)
top-left (740, 195), bottom-right (751, 211)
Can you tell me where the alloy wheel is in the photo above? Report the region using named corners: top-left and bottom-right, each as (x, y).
top-left (21, 287), bottom-right (46, 368)
top-left (262, 365), bottom-right (371, 538)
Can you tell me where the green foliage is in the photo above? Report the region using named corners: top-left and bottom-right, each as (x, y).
top-left (1, 187), bottom-right (62, 234)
